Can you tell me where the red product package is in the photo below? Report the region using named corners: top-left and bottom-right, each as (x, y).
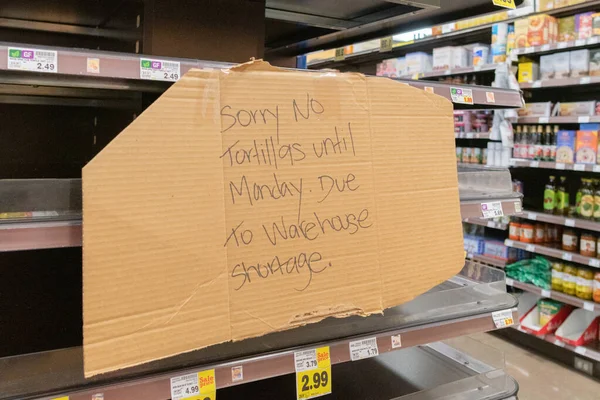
top-left (576, 12), bottom-right (594, 39)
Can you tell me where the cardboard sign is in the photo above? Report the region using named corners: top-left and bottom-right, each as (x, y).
top-left (82, 60), bottom-right (463, 376)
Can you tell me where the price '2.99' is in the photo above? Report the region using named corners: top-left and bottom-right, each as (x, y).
top-left (300, 370), bottom-right (329, 392)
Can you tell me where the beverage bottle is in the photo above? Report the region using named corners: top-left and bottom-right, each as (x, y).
top-left (576, 178), bottom-right (584, 216)
top-left (535, 125), bottom-right (544, 160)
top-left (543, 126), bottom-right (552, 161)
top-left (594, 180), bottom-right (600, 221)
top-left (528, 126), bottom-right (537, 159)
top-left (551, 125), bottom-right (559, 162)
top-left (556, 176), bottom-right (569, 216)
top-left (513, 125), bottom-right (522, 159)
top-left (544, 175), bottom-right (557, 213)
top-left (581, 179), bottom-right (595, 220)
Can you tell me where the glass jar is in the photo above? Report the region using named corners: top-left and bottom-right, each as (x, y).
top-left (580, 232), bottom-right (596, 257)
top-left (562, 229), bottom-right (578, 252)
top-left (509, 219), bottom-right (521, 241)
top-left (534, 222), bottom-right (546, 243)
top-left (594, 272), bottom-right (600, 303)
top-left (562, 264), bottom-right (578, 296)
top-left (551, 262), bottom-right (564, 292)
top-left (576, 268), bottom-right (594, 300)
top-left (521, 222), bottom-right (535, 243)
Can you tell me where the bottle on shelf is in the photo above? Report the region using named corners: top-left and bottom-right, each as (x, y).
top-left (575, 178), bottom-right (584, 216)
top-left (513, 125), bottom-right (522, 159)
top-left (528, 126), bottom-right (537, 160)
top-left (595, 180), bottom-right (600, 221)
top-left (534, 125), bottom-right (544, 160)
top-left (544, 175), bottom-right (556, 214)
top-left (551, 125), bottom-right (558, 162)
top-left (580, 179), bottom-right (595, 220)
top-left (543, 125), bottom-right (552, 161)
top-left (556, 176), bottom-right (569, 216)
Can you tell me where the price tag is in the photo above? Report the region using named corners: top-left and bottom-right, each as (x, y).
top-left (450, 87), bottom-right (474, 105)
top-left (532, 80), bottom-right (542, 88)
top-left (575, 347), bottom-right (587, 355)
top-left (515, 201), bottom-right (522, 213)
top-left (487, 221), bottom-right (496, 228)
top-left (505, 239), bottom-right (515, 247)
top-left (556, 163), bottom-right (565, 170)
top-left (295, 347), bottom-right (332, 399)
top-left (576, 39), bottom-right (586, 46)
top-left (509, 158), bottom-right (517, 166)
top-left (474, 65), bottom-right (482, 71)
top-left (423, 86), bottom-right (434, 93)
top-left (171, 370), bottom-right (216, 400)
top-left (444, 69), bottom-right (452, 75)
top-left (380, 36), bottom-right (393, 53)
top-left (557, 42), bottom-right (568, 49)
top-left (584, 301), bottom-right (595, 311)
top-left (562, 252), bottom-right (573, 261)
top-left (541, 289), bottom-right (551, 297)
top-left (481, 201), bottom-right (504, 218)
top-left (589, 258), bottom-right (600, 267)
top-left (8, 47), bottom-right (57, 73)
top-left (391, 334), bottom-right (402, 349)
top-left (578, 116), bottom-right (591, 123)
top-left (526, 244), bottom-right (536, 252)
top-left (505, 277), bottom-right (514, 286)
top-left (541, 44), bottom-right (551, 51)
top-left (589, 37), bottom-right (600, 45)
top-left (574, 163), bottom-right (586, 171)
top-left (565, 219), bottom-right (575, 227)
top-left (528, 212), bottom-right (537, 220)
top-left (349, 337), bottom-right (379, 361)
top-left (51, 397), bottom-right (69, 400)
top-left (466, 132), bottom-right (474, 138)
top-left (538, 117), bottom-right (549, 123)
top-left (87, 57), bottom-right (100, 74)
top-left (594, 165), bottom-right (600, 173)
top-left (486, 91), bottom-right (496, 103)
top-left (492, 309), bottom-right (514, 328)
top-left (530, 161), bottom-right (540, 167)
top-left (140, 58), bottom-right (180, 82)
top-left (334, 48), bottom-right (345, 61)
top-left (554, 339), bottom-right (566, 347)
top-left (580, 77), bottom-right (591, 85)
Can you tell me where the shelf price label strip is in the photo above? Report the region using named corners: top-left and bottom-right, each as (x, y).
top-left (295, 346), bottom-right (332, 400)
top-left (171, 369), bottom-right (216, 400)
top-left (8, 47), bottom-right (57, 73)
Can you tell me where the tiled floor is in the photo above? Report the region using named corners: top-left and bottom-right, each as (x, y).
top-left (468, 333), bottom-right (599, 400)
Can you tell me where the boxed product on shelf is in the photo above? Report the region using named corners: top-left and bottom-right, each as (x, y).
top-left (554, 51), bottom-right (571, 78)
top-left (492, 22), bottom-right (509, 44)
top-left (519, 101), bottom-right (553, 116)
top-left (507, 24), bottom-right (516, 55)
top-left (575, 12), bottom-right (594, 39)
top-left (559, 101), bottom-right (596, 116)
top-left (472, 44), bottom-right (490, 66)
top-left (540, 54), bottom-right (556, 79)
top-left (432, 46), bottom-right (467, 70)
top-left (554, 308), bottom-right (600, 346)
top-left (593, 13), bottom-right (600, 36)
top-left (491, 44), bottom-right (507, 63)
top-left (484, 240), bottom-right (517, 261)
top-left (376, 58), bottom-right (406, 77)
top-left (520, 300), bottom-right (573, 335)
top-left (536, 0), bottom-right (554, 12)
top-left (405, 52), bottom-right (432, 74)
top-left (558, 16), bottom-right (577, 42)
top-left (556, 130), bottom-right (576, 163)
top-left (528, 14), bottom-right (557, 46)
top-left (575, 130), bottom-right (598, 164)
top-left (464, 235), bottom-right (485, 255)
top-left (590, 49), bottom-right (600, 76)
top-left (515, 18), bottom-right (530, 48)
top-left (569, 49), bottom-right (590, 77)
top-left (81, 60), bottom-right (465, 376)
top-left (518, 60), bottom-right (540, 82)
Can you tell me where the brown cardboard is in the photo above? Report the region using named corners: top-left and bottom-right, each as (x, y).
top-left (82, 60), bottom-right (463, 376)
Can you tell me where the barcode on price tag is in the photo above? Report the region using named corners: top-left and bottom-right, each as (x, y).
top-left (532, 80), bottom-right (542, 88)
top-left (541, 289), bottom-right (551, 297)
top-left (349, 337), bottom-right (379, 361)
top-left (528, 212), bottom-right (537, 220)
top-left (594, 165), bottom-right (600, 173)
top-left (574, 163), bottom-right (586, 171)
top-left (580, 77), bottom-right (591, 85)
top-left (8, 47), bottom-right (57, 73)
top-left (450, 87), bottom-right (473, 105)
top-left (526, 244), bottom-right (536, 252)
top-left (578, 116), bottom-right (590, 123)
top-left (583, 301), bottom-right (595, 311)
top-left (539, 117), bottom-right (549, 123)
top-left (575, 347), bottom-right (587, 355)
top-left (541, 44), bottom-right (551, 51)
top-left (589, 258), bottom-right (600, 267)
top-left (558, 42), bottom-right (568, 49)
top-left (562, 252), bottom-right (573, 261)
top-left (481, 201), bottom-right (504, 218)
top-left (505, 239), bottom-right (514, 247)
top-left (505, 278), bottom-right (514, 286)
top-left (140, 59), bottom-right (180, 81)
top-left (170, 370), bottom-right (216, 400)
top-left (556, 163), bottom-right (565, 170)
top-left (530, 161), bottom-right (540, 167)
top-left (576, 39), bottom-right (586, 46)
top-left (565, 219), bottom-right (575, 227)
top-left (492, 309), bottom-right (514, 328)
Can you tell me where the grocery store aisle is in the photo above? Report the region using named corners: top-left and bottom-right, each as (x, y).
top-left (468, 332), bottom-right (598, 400)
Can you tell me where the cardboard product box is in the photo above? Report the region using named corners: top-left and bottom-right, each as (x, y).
top-left (518, 101), bottom-right (553, 117)
top-left (558, 16), bottom-right (577, 42)
top-left (506, 24), bottom-right (516, 55)
top-left (556, 130), bottom-right (576, 163)
top-left (492, 23), bottom-right (509, 45)
top-left (520, 301), bottom-right (573, 335)
top-left (515, 18), bottom-right (530, 48)
top-left (472, 44), bottom-right (490, 66)
top-left (536, 0), bottom-right (555, 11)
top-left (464, 235), bottom-right (485, 255)
top-left (491, 44), bottom-right (507, 63)
top-left (518, 61), bottom-right (539, 82)
top-left (576, 130), bottom-right (598, 164)
top-left (81, 60), bottom-right (463, 376)
top-left (433, 47), bottom-right (455, 70)
top-left (560, 101), bottom-right (596, 116)
top-left (590, 49), bottom-right (600, 76)
top-left (581, 123), bottom-right (600, 130)
top-left (528, 14), bottom-right (557, 46)
top-left (553, 51), bottom-right (571, 78)
top-left (405, 52), bottom-right (432, 74)
top-left (453, 46), bottom-right (468, 68)
top-left (593, 13), bottom-right (600, 36)
top-left (570, 49), bottom-right (590, 77)
top-left (576, 12), bottom-right (594, 39)
top-left (540, 54), bottom-right (556, 79)
top-left (555, 309), bottom-right (600, 346)
top-left (484, 240), bottom-right (517, 261)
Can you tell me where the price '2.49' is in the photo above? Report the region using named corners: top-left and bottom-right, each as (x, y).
top-left (37, 63), bottom-right (55, 71)
top-left (300, 370), bottom-right (329, 392)
top-left (164, 72), bottom-right (179, 80)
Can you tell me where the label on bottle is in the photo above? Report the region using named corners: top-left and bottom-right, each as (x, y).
top-left (581, 238), bottom-right (596, 255)
top-left (509, 224), bottom-right (520, 239)
top-left (528, 144), bottom-right (536, 159)
top-left (581, 194), bottom-right (595, 218)
top-left (594, 196), bottom-right (600, 219)
top-left (543, 188), bottom-right (556, 211)
top-left (522, 228), bottom-right (535, 241)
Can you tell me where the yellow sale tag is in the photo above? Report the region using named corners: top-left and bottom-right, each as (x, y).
top-left (295, 346), bottom-right (332, 399)
top-left (171, 369), bottom-right (216, 400)
top-left (334, 48), bottom-right (345, 61)
top-left (380, 36), bottom-right (393, 52)
top-left (198, 369), bottom-right (216, 400)
top-left (492, 0), bottom-right (515, 9)
top-left (52, 397), bottom-right (69, 400)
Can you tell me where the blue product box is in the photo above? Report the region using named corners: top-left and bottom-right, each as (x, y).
top-left (580, 123), bottom-right (600, 131)
top-left (556, 130), bottom-right (577, 163)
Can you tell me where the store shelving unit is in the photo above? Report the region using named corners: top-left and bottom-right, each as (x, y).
top-left (504, 239), bottom-right (600, 268)
top-left (512, 36), bottom-right (600, 57)
top-left (1, 261), bottom-right (518, 400)
top-left (517, 209), bottom-right (600, 232)
top-left (519, 76), bottom-right (600, 89)
top-left (510, 158), bottom-right (600, 171)
top-left (466, 254), bottom-right (507, 268)
top-left (455, 132), bottom-right (492, 139)
top-left (517, 116), bottom-right (600, 124)
top-left (400, 63), bottom-right (500, 80)
top-left (463, 217), bottom-right (508, 230)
